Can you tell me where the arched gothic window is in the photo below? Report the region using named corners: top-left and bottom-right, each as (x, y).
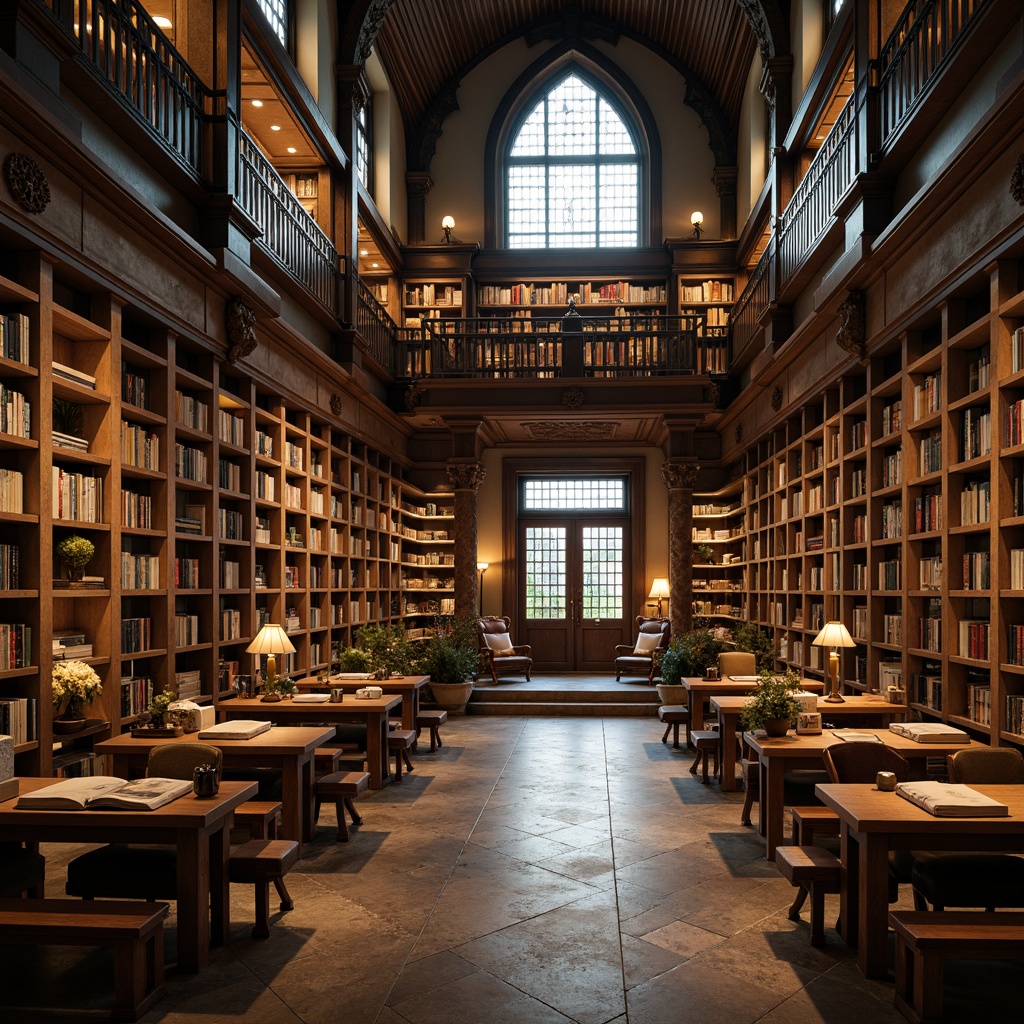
top-left (504, 72), bottom-right (641, 248)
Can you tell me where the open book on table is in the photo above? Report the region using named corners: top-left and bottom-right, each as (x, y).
top-left (896, 781), bottom-right (1009, 817)
top-left (832, 730), bottom-right (883, 742)
top-left (888, 722), bottom-right (970, 743)
top-left (16, 776), bottom-right (194, 811)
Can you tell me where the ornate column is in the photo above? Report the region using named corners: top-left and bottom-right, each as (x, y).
top-left (712, 166), bottom-right (738, 241)
top-left (406, 172), bottom-right (433, 246)
top-left (662, 460), bottom-right (700, 636)
top-left (447, 461), bottom-right (486, 619)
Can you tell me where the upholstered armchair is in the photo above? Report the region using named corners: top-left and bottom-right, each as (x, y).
top-left (477, 616), bottom-right (532, 684)
top-left (614, 617), bottom-right (670, 682)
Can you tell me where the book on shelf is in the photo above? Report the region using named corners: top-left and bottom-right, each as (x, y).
top-left (52, 361), bottom-right (97, 389)
top-left (52, 577), bottom-right (106, 589)
top-left (895, 781), bottom-right (1008, 817)
top-left (52, 430), bottom-right (88, 452)
top-left (888, 722), bottom-right (970, 743)
top-left (174, 669), bottom-right (202, 701)
top-left (15, 776), bottom-right (193, 811)
top-left (175, 516), bottom-right (203, 535)
top-left (51, 630), bottom-right (93, 660)
top-left (198, 719), bottom-right (272, 740)
top-left (184, 504), bottom-right (206, 535)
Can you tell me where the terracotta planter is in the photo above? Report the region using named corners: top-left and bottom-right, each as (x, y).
top-left (429, 680), bottom-right (474, 715)
top-left (763, 717), bottom-right (791, 737)
top-left (656, 684), bottom-right (688, 706)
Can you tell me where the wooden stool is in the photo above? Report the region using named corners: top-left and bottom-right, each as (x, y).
top-left (228, 839), bottom-right (299, 940)
top-left (314, 747), bottom-right (343, 774)
top-left (315, 770), bottom-right (369, 841)
top-left (740, 757), bottom-right (760, 826)
top-left (786, 806), bottom-right (841, 919)
top-left (388, 729), bottom-right (416, 781)
top-left (658, 705), bottom-right (690, 749)
top-left (235, 800), bottom-right (282, 840)
top-left (688, 729), bottom-right (720, 783)
top-left (414, 710), bottom-right (448, 752)
top-left (0, 898), bottom-right (167, 1021)
top-left (890, 911), bottom-right (1024, 1024)
top-left (774, 846), bottom-right (841, 947)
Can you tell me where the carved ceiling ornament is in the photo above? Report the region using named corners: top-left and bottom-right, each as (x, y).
top-left (836, 290), bottom-right (867, 361)
top-left (526, 420), bottom-right (617, 441)
top-left (2, 153), bottom-right (51, 214)
top-left (561, 387), bottom-right (585, 410)
top-left (403, 384), bottom-right (422, 411)
top-left (330, 393), bottom-right (343, 417)
top-left (447, 462), bottom-right (486, 490)
top-left (771, 385), bottom-right (783, 412)
top-left (661, 461), bottom-right (700, 490)
top-left (225, 298), bottom-right (258, 364)
top-left (1011, 153), bottom-right (1024, 206)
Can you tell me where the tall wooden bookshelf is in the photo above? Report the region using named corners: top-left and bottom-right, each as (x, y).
top-left (691, 481), bottom-right (746, 623)
top-left (0, 247), bottom-right (425, 777)
top-left (740, 257), bottom-right (1024, 751)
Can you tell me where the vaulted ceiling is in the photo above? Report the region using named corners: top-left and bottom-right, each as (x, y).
top-left (345, 1), bottom-right (761, 169)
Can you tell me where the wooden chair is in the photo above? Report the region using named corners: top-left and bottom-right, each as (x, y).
top-left (717, 651), bottom-right (757, 677)
top-left (477, 616), bottom-right (532, 684)
top-left (614, 616), bottom-right (670, 682)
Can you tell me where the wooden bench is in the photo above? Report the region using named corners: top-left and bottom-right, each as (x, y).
top-left (229, 840), bottom-right (299, 940)
top-left (235, 800), bottom-right (282, 840)
top-left (889, 910), bottom-right (1024, 1024)
top-left (774, 846), bottom-right (841, 946)
top-left (0, 897), bottom-right (168, 1021)
top-left (688, 729), bottom-right (720, 783)
top-left (315, 770), bottom-right (370, 841)
top-left (388, 729), bottom-right (416, 781)
top-left (314, 747), bottom-right (343, 774)
top-left (657, 705), bottom-right (690, 749)
top-left (414, 710), bottom-right (448, 752)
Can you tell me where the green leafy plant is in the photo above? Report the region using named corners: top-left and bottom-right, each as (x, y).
top-left (676, 627), bottom-right (728, 677)
top-left (733, 622), bottom-right (775, 672)
top-left (739, 669), bottom-right (803, 732)
top-left (52, 398), bottom-right (83, 437)
top-left (336, 646), bottom-right (371, 673)
top-left (275, 675), bottom-right (297, 696)
top-left (695, 543), bottom-right (715, 564)
top-left (416, 616), bottom-right (479, 687)
top-left (55, 534), bottom-right (95, 575)
top-left (657, 637), bottom-right (686, 686)
top-left (356, 623), bottom-right (415, 677)
top-left (145, 690), bottom-right (177, 728)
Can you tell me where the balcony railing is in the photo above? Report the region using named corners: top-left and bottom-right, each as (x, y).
top-left (239, 132), bottom-right (338, 312)
top-left (731, 243), bottom-right (773, 358)
top-left (777, 95), bottom-right (856, 282)
top-left (42, 0), bottom-right (215, 177)
top-left (398, 315), bottom-right (725, 380)
top-left (878, 0), bottom-right (984, 151)
top-left (356, 279), bottom-right (399, 375)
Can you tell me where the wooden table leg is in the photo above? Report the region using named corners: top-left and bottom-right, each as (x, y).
top-left (689, 690), bottom-right (705, 730)
top-left (280, 758), bottom-right (303, 843)
top-left (175, 828), bottom-right (209, 973)
top-left (838, 822), bottom-right (858, 948)
top-left (365, 711), bottom-right (390, 789)
top-left (719, 714), bottom-right (738, 791)
top-left (208, 822), bottom-right (231, 948)
top-left (763, 757), bottom-right (786, 858)
top-left (401, 692), bottom-right (415, 730)
top-left (858, 832), bottom-right (891, 979)
top-left (300, 754), bottom-right (315, 843)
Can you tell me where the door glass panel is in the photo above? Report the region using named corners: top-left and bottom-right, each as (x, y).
top-left (525, 526), bottom-right (566, 619)
top-left (582, 526), bottom-right (623, 618)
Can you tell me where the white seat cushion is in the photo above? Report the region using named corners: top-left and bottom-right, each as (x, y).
top-left (483, 632), bottom-right (515, 657)
top-left (633, 632), bottom-right (661, 655)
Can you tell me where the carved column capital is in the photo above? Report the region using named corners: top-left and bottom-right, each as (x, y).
top-left (661, 461), bottom-right (700, 491)
top-left (447, 461), bottom-right (486, 490)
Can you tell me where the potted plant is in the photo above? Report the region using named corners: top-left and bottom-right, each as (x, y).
top-left (733, 621), bottom-right (775, 672)
top-left (356, 623), bottom-right (415, 679)
top-left (655, 637), bottom-right (688, 705)
top-left (51, 658), bottom-right (102, 732)
top-left (335, 645), bottom-right (371, 674)
top-left (677, 626), bottom-right (728, 678)
top-left (417, 616), bottom-right (479, 714)
top-left (55, 534), bottom-right (95, 583)
top-left (739, 669), bottom-right (803, 736)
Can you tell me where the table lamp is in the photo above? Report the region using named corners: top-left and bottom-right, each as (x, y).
top-left (247, 623), bottom-right (296, 702)
top-left (812, 621), bottom-right (856, 703)
top-left (648, 577), bottom-right (670, 617)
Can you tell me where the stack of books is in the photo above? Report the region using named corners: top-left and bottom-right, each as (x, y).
top-left (52, 361), bottom-right (96, 389)
top-left (52, 575), bottom-right (105, 590)
top-left (174, 669), bottom-right (202, 701)
top-left (52, 430), bottom-right (88, 452)
top-left (51, 630), bottom-right (93, 660)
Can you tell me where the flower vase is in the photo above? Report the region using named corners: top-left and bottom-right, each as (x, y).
top-left (53, 704), bottom-right (87, 733)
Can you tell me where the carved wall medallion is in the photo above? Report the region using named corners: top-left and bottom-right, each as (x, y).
top-left (526, 420), bottom-right (617, 441)
top-left (836, 290), bottom-right (867, 361)
top-left (403, 384), bottom-right (422, 411)
top-left (225, 298), bottom-right (258, 364)
top-left (771, 385), bottom-right (783, 412)
top-left (561, 387), bottom-right (585, 410)
top-left (330, 393), bottom-right (343, 416)
top-left (3, 153), bottom-right (51, 214)
top-left (704, 382), bottom-right (720, 406)
top-left (1012, 153), bottom-right (1024, 206)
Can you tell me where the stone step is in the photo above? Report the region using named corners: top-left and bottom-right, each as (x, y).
top-left (471, 687), bottom-right (658, 705)
top-left (467, 700), bottom-right (657, 718)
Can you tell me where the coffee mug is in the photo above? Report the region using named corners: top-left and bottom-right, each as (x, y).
top-left (876, 771), bottom-right (897, 792)
top-left (330, 687), bottom-right (345, 703)
top-left (193, 764), bottom-right (220, 798)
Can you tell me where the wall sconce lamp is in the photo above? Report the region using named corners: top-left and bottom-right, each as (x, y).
top-left (648, 577), bottom-right (670, 617)
top-left (476, 561), bottom-right (489, 616)
top-left (812, 621), bottom-right (856, 703)
top-left (691, 211), bottom-right (704, 239)
top-left (247, 623), bottom-right (296, 702)
top-left (441, 215), bottom-right (460, 244)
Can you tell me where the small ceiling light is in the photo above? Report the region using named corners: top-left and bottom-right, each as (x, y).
top-left (371, 262), bottom-right (379, 269)
top-left (359, 249), bottom-right (369, 257)
top-left (441, 215), bottom-right (459, 244)
top-left (251, 99), bottom-right (263, 108)
top-left (154, 16), bottom-right (172, 29)
top-left (691, 211), bottom-right (704, 240)
top-left (271, 125), bottom-right (281, 131)
top-left (287, 147), bottom-right (297, 154)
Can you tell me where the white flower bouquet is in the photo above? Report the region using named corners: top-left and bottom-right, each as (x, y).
top-left (52, 659), bottom-right (103, 717)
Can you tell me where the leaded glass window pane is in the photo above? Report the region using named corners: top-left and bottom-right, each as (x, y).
top-left (582, 526), bottom-right (623, 618)
top-left (256, 0), bottom-right (288, 47)
top-left (525, 527), bottom-right (566, 619)
top-left (522, 479), bottom-right (625, 511)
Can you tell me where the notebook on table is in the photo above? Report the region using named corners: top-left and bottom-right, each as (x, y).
top-left (292, 693), bottom-right (330, 703)
top-left (198, 720), bottom-right (272, 740)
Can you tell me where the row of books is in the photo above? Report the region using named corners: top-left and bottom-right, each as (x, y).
top-left (122, 421), bottom-right (159, 470)
top-left (0, 383), bottom-right (30, 438)
top-left (52, 466), bottom-right (103, 523)
top-left (0, 467), bottom-right (24, 513)
top-left (0, 696), bottom-right (36, 744)
top-left (0, 622), bottom-right (32, 670)
top-left (52, 629), bottom-right (92, 660)
top-left (121, 489), bottom-right (153, 529)
top-left (121, 616), bottom-right (152, 655)
top-left (0, 542), bottom-right (19, 589)
top-left (0, 312), bottom-right (29, 363)
top-left (122, 552), bottom-right (159, 590)
top-left (174, 443), bottom-right (208, 484)
top-left (120, 675), bottom-right (155, 718)
top-left (121, 369), bottom-right (150, 410)
top-left (174, 390), bottom-right (209, 432)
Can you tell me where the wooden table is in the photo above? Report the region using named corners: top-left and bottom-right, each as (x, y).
top-left (711, 694), bottom-right (907, 792)
top-left (682, 675), bottom-right (825, 730)
top-left (744, 728), bottom-right (987, 859)
top-left (815, 782), bottom-right (1024, 979)
top-left (95, 726), bottom-right (334, 847)
top-left (221, 695), bottom-right (402, 790)
top-left (0, 777), bottom-right (257, 973)
top-left (295, 674), bottom-right (429, 730)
